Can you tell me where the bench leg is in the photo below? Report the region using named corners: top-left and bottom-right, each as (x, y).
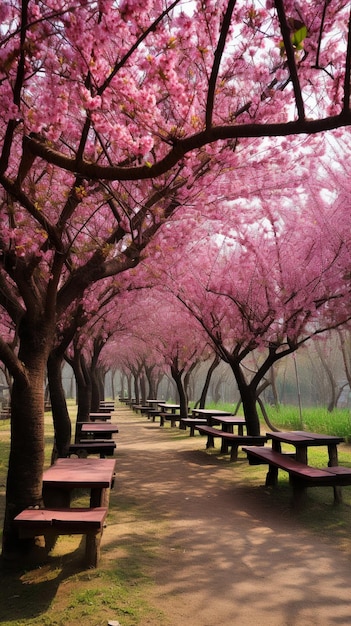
top-left (44, 529), bottom-right (59, 554)
top-left (190, 426), bottom-right (195, 437)
top-left (160, 415), bottom-right (165, 427)
top-left (221, 440), bottom-right (229, 454)
top-left (85, 531), bottom-right (102, 568)
top-left (206, 435), bottom-right (214, 449)
top-left (265, 465), bottom-right (278, 487)
top-left (333, 486), bottom-right (343, 504)
top-left (90, 487), bottom-right (108, 508)
top-left (291, 481), bottom-right (307, 510)
top-left (229, 444), bottom-right (239, 462)
top-left (43, 485), bottom-right (71, 508)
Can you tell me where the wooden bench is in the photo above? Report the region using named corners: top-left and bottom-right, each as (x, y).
top-left (14, 507), bottom-right (108, 567)
top-left (243, 446), bottom-right (351, 506)
top-left (67, 441), bottom-right (116, 458)
top-left (89, 413), bottom-right (112, 422)
top-left (180, 418), bottom-right (207, 436)
top-left (145, 409), bottom-right (161, 422)
top-left (196, 425), bottom-right (267, 460)
top-left (132, 404), bottom-right (150, 415)
top-left (160, 413), bottom-right (183, 428)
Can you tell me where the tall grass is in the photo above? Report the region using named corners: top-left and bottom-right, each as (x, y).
top-left (204, 401), bottom-right (351, 441)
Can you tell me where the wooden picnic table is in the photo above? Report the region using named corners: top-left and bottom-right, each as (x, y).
top-left (81, 422), bottom-right (119, 440)
top-left (89, 412), bottom-right (112, 421)
top-left (158, 403), bottom-right (180, 413)
top-left (146, 399), bottom-right (162, 407)
top-left (266, 430), bottom-right (345, 502)
top-left (266, 430), bottom-right (344, 466)
top-left (98, 403), bottom-right (115, 413)
top-left (192, 408), bottom-right (236, 425)
top-left (157, 403), bottom-right (183, 426)
top-left (42, 457), bottom-right (116, 508)
top-left (191, 410), bottom-right (246, 451)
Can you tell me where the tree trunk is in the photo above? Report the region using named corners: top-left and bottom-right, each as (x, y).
top-left (91, 368), bottom-right (101, 411)
top-left (183, 362), bottom-right (196, 406)
top-left (133, 373), bottom-right (140, 404)
top-left (1, 327), bottom-right (50, 562)
top-left (47, 351), bottom-right (72, 460)
top-left (268, 364), bottom-right (280, 408)
top-left (111, 370), bottom-right (115, 400)
top-left (127, 374), bottom-right (132, 400)
top-left (228, 362), bottom-right (261, 436)
top-left (170, 365), bottom-right (188, 417)
top-left (196, 354), bottom-right (220, 408)
top-left (315, 344), bottom-right (338, 412)
top-left (140, 373), bottom-right (147, 405)
top-left (212, 378), bottom-right (221, 404)
top-left (68, 352), bottom-right (92, 441)
top-left (239, 385), bottom-right (261, 436)
top-left (145, 365), bottom-right (156, 399)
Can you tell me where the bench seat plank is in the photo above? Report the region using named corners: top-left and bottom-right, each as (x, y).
top-left (243, 446), bottom-right (351, 506)
top-left (14, 507), bottom-right (108, 567)
top-left (14, 507), bottom-right (107, 530)
top-left (160, 413), bottom-right (183, 427)
top-left (180, 418), bottom-right (207, 436)
top-left (197, 426), bottom-right (266, 460)
top-left (68, 442), bottom-right (116, 458)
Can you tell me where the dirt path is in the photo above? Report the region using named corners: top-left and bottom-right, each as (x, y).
top-left (104, 407), bottom-right (351, 626)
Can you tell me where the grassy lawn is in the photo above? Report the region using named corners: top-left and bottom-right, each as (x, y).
top-left (205, 401), bottom-right (351, 440)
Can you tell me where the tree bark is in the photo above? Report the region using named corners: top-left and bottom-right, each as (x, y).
top-left (196, 354), bottom-right (221, 408)
top-left (1, 319), bottom-right (52, 562)
top-left (170, 363), bottom-right (188, 417)
top-left (228, 361), bottom-right (261, 436)
top-left (47, 351), bottom-right (71, 460)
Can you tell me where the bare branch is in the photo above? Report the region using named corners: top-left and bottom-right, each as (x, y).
top-left (274, 0), bottom-right (305, 120)
top-left (206, 0), bottom-right (237, 129)
top-left (343, 6), bottom-right (351, 112)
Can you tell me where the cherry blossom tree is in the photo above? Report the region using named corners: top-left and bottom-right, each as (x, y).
top-left (145, 175), bottom-right (351, 435)
top-left (103, 288), bottom-right (215, 414)
top-left (1, 0), bottom-right (351, 562)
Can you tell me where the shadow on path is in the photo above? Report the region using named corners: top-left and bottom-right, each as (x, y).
top-left (105, 409), bottom-right (351, 626)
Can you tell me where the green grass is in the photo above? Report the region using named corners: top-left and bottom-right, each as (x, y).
top-left (202, 401), bottom-right (351, 440)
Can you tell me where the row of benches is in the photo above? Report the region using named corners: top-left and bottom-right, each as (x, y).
top-left (132, 405), bottom-right (351, 509)
top-left (15, 405), bottom-right (117, 567)
top-left (69, 403), bottom-right (117, 457)
top-left (177, 421), bottom-right (351, 508)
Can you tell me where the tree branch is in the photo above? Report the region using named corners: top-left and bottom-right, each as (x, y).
top-left (24, 111), bottom-right (351, 182)
top-left (274, 0), bottom-right (305, 120)
top-left (206, 0), bottom-right (237, 129)
top-left (343, 6), bottom-right (351, 112)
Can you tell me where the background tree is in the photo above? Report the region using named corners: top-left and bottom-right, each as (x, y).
top-left (145, 177), bottom-right (351, 434)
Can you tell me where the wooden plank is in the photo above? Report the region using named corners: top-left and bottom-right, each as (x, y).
top-left (14, 507), bottom-right (108, 567)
